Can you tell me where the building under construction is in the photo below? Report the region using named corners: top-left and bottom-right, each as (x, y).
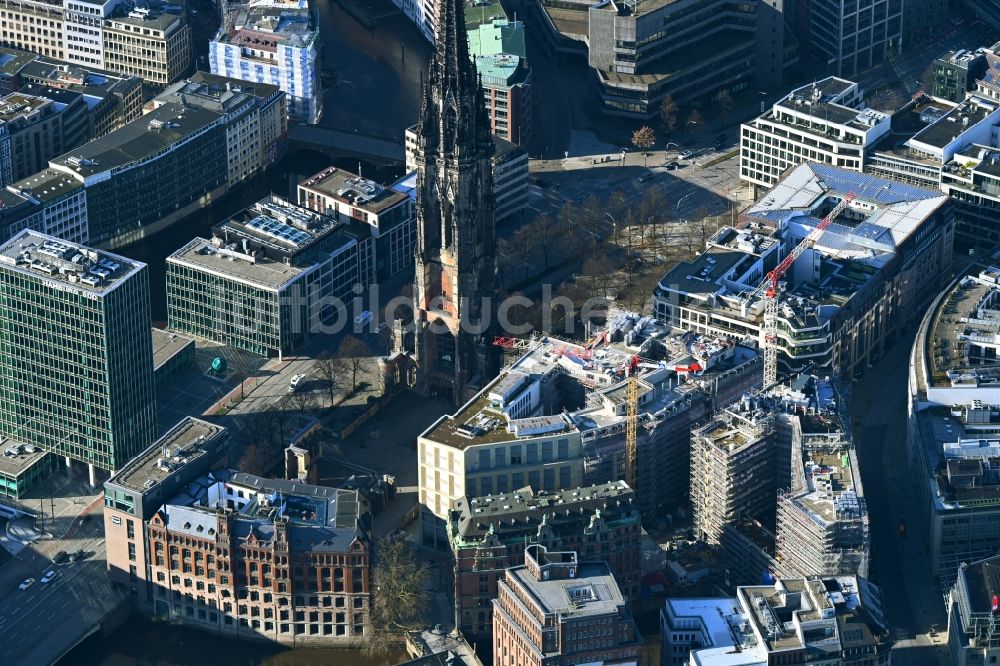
top-left (691, 399), bottom-right (788, 550)
top-left (775, 376), bottom-right (869, 580)
top-left (692, 373), bottom-right (870, 587)
top-left (417, 311), bottom-right (762, 542)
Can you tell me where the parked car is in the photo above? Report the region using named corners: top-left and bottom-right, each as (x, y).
top-left (680, 149), bottom-right (695, 159)
top-left (68, 549), bottom-right (85, 563)
top-left (51, 550), bottom-right (67, 564)
top-left (288, 373), bottom-right (307, 392)
top-left (41, 571), bottom-right (57, 583)
top-left (18, 578), bottom-right (35, 590)
top-left (665, 161), bottom-right (680, 170)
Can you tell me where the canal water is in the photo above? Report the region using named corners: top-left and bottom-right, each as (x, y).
top-left (57, 616), bottom-right (405, 666)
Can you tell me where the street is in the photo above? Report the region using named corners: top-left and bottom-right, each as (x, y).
top-left (851, 332), bottom-right (949, 666)
top-left (0, 522), bottom-right (124, 665)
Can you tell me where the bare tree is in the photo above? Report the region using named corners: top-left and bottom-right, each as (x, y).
top-left (287, 386), bottom-right (317, 415)
top-left (659, 95), bottom-right (678, 133)
top-left (525, 212), bottom-right (560, 271)
top-left (582, 253), bottom-right (617, 300)
top-left (337, 335), bottom-right (371, 392)
top-left (365, 537), bottom-right (428, 655)
top-left (631, 125), bottom-right (656, 166)
top-left (314, 352), bottom-right (347, 405)
top-left (237, 443), bottom-right (268, 476)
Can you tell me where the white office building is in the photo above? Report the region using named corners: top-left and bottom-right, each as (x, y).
top-left (740, 77), bottom-right (890, 194)
top-left (209, 0), bottom-right (321, 124)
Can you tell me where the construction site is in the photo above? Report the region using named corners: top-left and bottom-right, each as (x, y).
top-left (689, 371), bottom-right (870, 587)
top-left (653, 163), bottom-right (954, 383)
top-left (416, 310), bottom-right (763, 542)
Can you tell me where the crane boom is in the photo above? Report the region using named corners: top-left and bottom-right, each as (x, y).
top-left (756, 193), bottom-right (855, 386)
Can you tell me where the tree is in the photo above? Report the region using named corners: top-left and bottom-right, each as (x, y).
top-left (237, 443), bottom-right (268, 476)
top-left (287, 385), bottom-right (317, 415)
top-left (337, 335), bottom-right (371, 392)
top-left (314, 351), bottom-right (347, 405)
top-left (366, 536), bottom-right (428, 655)
top-left (581, 252), bottom-right (617, 299)
top-left (631, 125), bottom-right (656, 166)
top-left (659, 95), bottom-right (678, 132)
top-left (524, 212), bottom-right (561, 271)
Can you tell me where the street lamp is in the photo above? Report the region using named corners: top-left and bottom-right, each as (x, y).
top-left (677, 192), bottom-right (696, 211)
top-left (664, 142), bottom-right (680, 150)
top-left (758, 91), bottom-right (768, 114)
top-left (604, 212), bottom-right (618, 238)
top-left (686, 121), bottom-right (699, 133)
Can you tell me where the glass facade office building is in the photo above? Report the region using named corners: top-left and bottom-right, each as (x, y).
top-left (0, 230), bottom-right (156, 477)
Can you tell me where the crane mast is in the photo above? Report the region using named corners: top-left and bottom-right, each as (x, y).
top-left (625, 356), bottom-right (639, 490)
top-left (755, 192), bottom-right (856, 386)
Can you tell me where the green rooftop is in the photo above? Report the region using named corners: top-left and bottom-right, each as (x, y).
top-left (467, 18), bottom-right (524, 58)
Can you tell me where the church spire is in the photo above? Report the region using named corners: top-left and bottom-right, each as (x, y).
top-left (418, 0), bottom-right (493, 159)
top-left (411, 0), bottom-right (498, 403)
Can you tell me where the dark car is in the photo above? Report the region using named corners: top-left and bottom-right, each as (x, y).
top-left (638, 173), bottom-right (655, 183)
top-left (665, 161), bottom-right (680, 170)
top-left (68, 548), bottom-right (86, 563)
top-left (52, 550), bottom-right (68, 564)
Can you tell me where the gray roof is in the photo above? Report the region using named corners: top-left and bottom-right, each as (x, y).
top-left (50, 101), bottom-right (223, 179)
top-left (507, 561), bottom-right (625, 618)
top-left (164, 504), bottom-right (220, 539)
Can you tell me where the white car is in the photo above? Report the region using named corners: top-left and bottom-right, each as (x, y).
top-left (288, 373), bottom-right (307, 393)
top-left (18, 578), bottom-right (34, 590)
top-left (40, 570), bottom-right (56, 583)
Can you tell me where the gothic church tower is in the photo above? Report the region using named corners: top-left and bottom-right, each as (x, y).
top-left (412, 0), bottom-right (498, 403)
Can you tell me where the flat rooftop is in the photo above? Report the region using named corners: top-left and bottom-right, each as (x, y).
top-left (911, 95), bottom-right (999, 150)
top-left (926, 272), bottom-right (1000, 387)
top-left (299, 166), bottom-right (408, 214)
top-left (0, 440), bottom-right (48, 478)
top-left (0, 49), bottom-right (37, 77)
top-left (51, 101), bottom-right (222, 179)
top-left (0, 92), bottom-right (51, 122)
top-left (7, 168), bottom-right (83, 204)
top-left (665, 598), bottom-right (747, 650)
top-left (111, 417), bottom-right (226, 492)
top-left (168, 196), bottom-right (356, 289)
top-left (960, 555), bottom-right (1000, 614)
top-left (695, 416), bottom-right (767, 453)
top-left (451, 481), bottom-right (633, 539)
top-left (510, 560), bottom-right (624, 617)
top-left (797, 449), bottom-right (861, 524)
top-left (151, 328), bottom-right (195, 370)
top-left (19, 57), bottom-right (135, 96)
top-left (0, 229), bottom-right (143, 294)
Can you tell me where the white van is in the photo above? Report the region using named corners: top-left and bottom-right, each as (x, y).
top-left (288, 373), bottom-right (307, 392)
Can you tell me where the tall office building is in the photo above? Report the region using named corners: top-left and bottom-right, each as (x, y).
top-left (412, 0), bottom-right (499, 403)
top-left (0, 230), bottom-right (156, 487)
top-left (805, 0), bottom-right (903, 78)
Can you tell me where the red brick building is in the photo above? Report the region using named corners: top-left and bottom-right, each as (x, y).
top-left (493, 544), bottom-right (642, 666)
top-left (448, 481), bottom-right (640, 641)
top-left (125, 468), bottom-right (371, 645)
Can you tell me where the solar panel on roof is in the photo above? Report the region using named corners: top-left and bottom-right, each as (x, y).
top-left (246, 215), bottom-right (312, 247)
